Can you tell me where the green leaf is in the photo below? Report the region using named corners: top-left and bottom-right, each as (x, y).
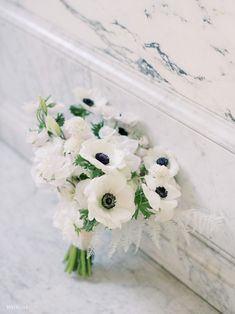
top-left (55, 113), bottom-right (65, 126)
top-left (73, 223), bottom-right (81, 235)
top-left (133, 187), bottom-right (155, 219)
top-left (91, 121), bottom-right (104, 138)
top-left (44, 95), bottom-right (51, 102)
top-left (47, 102), bottom-right (56, 108)
top-left (79, 209), bottom-right (98, 232)
top-left (131, 171), bottom-right (138, 179)
top-left (140, 164), bottom-right (148, 177)
top-left (80, 209), bottom-right (89, 220)
top-left (75, 155), bottom-right (104, 179)
top-left (70, 105), bottom-right (90, 118)
top-left (78, 173), bottom-right (89, 181)
top-left (36, 107), bottom-right (46, 129)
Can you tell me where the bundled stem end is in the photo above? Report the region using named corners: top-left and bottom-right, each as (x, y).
top-left (64, 245), bottom-right (93, 278)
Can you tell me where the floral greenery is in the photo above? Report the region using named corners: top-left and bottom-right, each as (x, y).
top-left (91, 121), bottom-right (104, 138)
top-left (139, 164), bottom-right (148, 177)
top-left (133, 187), bottom-right (154, 219)
top-left (55, 113), bottom-right (65, 126)
top-left (74, 155), bottom-right (104, 179)
top-left (70, 105), bottom-right (90, 118)
top-left (79, 209), bottom-right (98, 232)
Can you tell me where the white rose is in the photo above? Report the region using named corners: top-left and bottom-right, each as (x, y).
top-left (53, 200), bottom-right (92, 250)
top-left (32, 138), bottom-right (74, 186)
top-left (84, 174), bottom-right (136, 229)
top-left (63, 116), bottom-right (87, 137)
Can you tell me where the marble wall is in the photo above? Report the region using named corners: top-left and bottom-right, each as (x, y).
top-left (0, 1), bottom-right (235, 312)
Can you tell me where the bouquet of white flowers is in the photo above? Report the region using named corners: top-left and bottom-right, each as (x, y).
top-left (27, 87), bottom-right (222, 278)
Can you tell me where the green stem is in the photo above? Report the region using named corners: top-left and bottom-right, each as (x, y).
top-left (65, 245), bottom-right (78, 273)
top-left (86, 254), bottom-right (92, 277)
top-left (78, 250), bottom-right (86, 277)
top-left (63, 245), bottom-right (71, 262)
top-left (63, 246), bottom-right (93, 278)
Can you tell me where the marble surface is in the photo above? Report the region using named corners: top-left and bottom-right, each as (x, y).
top-left (0, 140), bottom-right (218, 314)
top-left (4, 0), bottom-right (235, 122)
top-left (0, 5), bottom-right (235, 312)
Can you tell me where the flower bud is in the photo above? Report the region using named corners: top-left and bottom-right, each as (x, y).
top-left (45, 114), bottom-right (61, 137)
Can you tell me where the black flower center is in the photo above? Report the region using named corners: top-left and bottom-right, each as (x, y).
top-left (83, 98), bottom-right (94, 107)
top-left (95, 152), bottom-right (110, 165)
top-left (102, 193), bottom-right (116, 209)
top-left (155, 186), bottom-right (168, 198)
top-left (156, 157), bottom-right (169, 167)
top-left (118, 127), bottom-right (128, 136)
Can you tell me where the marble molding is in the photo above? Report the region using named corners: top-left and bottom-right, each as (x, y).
top-left (2, 0), bottom-right (235, 123)
top-left (0, 2), bottom-right (235, 313)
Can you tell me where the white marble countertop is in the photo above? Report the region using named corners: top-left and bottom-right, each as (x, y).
top-left (3, 0), bottom-right (235, 123)
top-left (0, 141), bottom-right (218, 313)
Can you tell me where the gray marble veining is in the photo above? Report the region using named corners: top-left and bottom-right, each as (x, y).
top-left (3, 0), bottom-right (235, 121)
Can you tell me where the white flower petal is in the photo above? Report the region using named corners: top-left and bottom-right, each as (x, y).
top-left (142, 184), bottom-right (160, 212)
top-left (155, 206), bottom-right (175, 222)
top-left (80, 139), bottom-right (125, 174)
top-left (74, 179), bottom-right (91, 209)
top-left (165, 184), bottom-right (181, 200)
top-left (85, 174), bottom-right (135, 229)
top-left (99, 126), bottom-right (117, 139)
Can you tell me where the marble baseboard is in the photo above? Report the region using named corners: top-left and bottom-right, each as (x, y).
top-left (1, 3), bottom-right (235, 313)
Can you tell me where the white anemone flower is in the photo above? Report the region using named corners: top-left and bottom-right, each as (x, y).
top-left (144, 146), bottom-right (179, 177)
top-left (74, 86), bottom-right (107, 113)
top-left (115, 112), bottom-right (138, 127)
top-left (142, 176), bottom-right (181, 222)
top-left (91, 134), bottom-right (140, 178)
top-left (54, 200), bottom-right (92, 250)
top-left (74, 87), bottom-right (121, 120)
top-left (79, 139), bottom-right (126, 174)
top-left (84, 174), bottom-right (136, 229)
top-left (32, 138), bottom-right (74, 186)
